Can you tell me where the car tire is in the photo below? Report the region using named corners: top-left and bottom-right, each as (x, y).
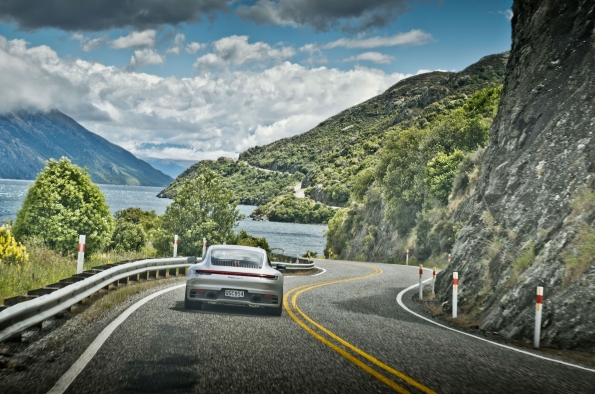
top-left (270, 303), bottom-right (283, 316)
top-left (185, 293), bottom-right (202, 310)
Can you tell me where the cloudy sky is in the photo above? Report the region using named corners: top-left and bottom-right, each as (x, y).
top-left (0, 0), bottom-right (513, 175)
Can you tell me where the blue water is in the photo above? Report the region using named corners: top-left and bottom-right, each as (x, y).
top-left (0, 179), bottom-right (327, 256)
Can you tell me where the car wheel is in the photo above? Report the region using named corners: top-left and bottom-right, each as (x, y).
top-left (185, 293), bottom-right (202, 310)
top-left (270, 303), bottom-right (283, 316)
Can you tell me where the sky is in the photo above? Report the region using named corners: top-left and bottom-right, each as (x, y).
top-left (0, 0), bottom-right (513, 175)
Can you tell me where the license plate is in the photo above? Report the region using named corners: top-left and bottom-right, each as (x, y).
top-left (225, 290), bottom-right (244, 298)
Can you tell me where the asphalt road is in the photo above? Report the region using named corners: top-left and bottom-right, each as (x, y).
top-left (6, 260), bottom-right (595, 393)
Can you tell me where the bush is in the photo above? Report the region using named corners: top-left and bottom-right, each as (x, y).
top-left (111, 221), bottom-right (147, 252)
top-left (159, 167), bottom-right (242, 257)
top-left (425, 150), bottom-right (465, 205)
top-left (13, 157), bottom-right (113, 256)
top-left (231, 230), bottom-right (271, 255)
top-left (0, 225), bottom-right (29, 265)
top-left (114, 208), bottom-right (159, 232)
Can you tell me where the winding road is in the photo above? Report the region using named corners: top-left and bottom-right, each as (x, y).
top-left (4, 260), bottom-right (595, 393)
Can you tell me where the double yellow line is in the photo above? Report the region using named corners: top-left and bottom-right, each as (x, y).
top-left (283, 262), bottom-right (436, 394)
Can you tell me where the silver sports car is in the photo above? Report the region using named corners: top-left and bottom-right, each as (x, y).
top-left (185, 245), bottom-right (286, 316)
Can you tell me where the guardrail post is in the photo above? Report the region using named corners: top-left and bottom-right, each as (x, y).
top-left (406, 249), bottom-right (409, 266)
top-left (453, 272), bottom-right (458, 318)
top-left (173, 235), bottom-right (178, 257)
top-left (432, 267), bottom-right (436, 296)
top-left (77, 235), bottom-right (86, 274)
top-left (419, 265), bottom-right (423, 300)
top-left (534, 286), bottom-right (543, 348)
top-left (202, 238), bottom-right (206, 257)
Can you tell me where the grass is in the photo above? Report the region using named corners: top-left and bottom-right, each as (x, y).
top-left (0, 238), bottom-right (152, 304)
top-left (511, 242), bottom-right (536, 279)
top-left (562, 223), bottom-right (595, 287)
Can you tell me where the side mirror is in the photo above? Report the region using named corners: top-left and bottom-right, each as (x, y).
top-left (187, 256), bottom-right (197, 264)
top-left (276, 263), bottom-right (287, 271)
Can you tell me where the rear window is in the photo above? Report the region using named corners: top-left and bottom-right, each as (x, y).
top-left (210, 249), bottom-right (263, 269)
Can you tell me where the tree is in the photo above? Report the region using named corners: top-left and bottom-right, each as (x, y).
top-left (111, 220), bottom-right (147, 252)
top-left (13, 157), bottom-right (113, 256)
top-left (424, 150), bottom-right (465, 205)
top-left (158, 167), bottom-right (242, 257)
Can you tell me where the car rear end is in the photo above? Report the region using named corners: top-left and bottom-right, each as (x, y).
top-left (185, 245), bottom-right (284, 312)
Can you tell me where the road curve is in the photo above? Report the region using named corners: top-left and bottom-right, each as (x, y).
top-left (5, 260), bottom-right (595, 393)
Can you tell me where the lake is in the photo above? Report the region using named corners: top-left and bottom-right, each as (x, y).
top-left (0, 179), bottom-right (327, 256)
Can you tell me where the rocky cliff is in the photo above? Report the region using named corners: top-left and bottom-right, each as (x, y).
top-left (435, 0), bottom-right (595, 351)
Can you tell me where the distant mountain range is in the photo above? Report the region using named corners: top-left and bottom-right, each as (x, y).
top-left (0, 110), bottom-right (172, 186)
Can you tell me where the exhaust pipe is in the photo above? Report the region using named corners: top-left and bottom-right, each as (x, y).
top-left (206, 291), bottom-right (217, 299)
top-left (250, 295), bottom-right (262, 303)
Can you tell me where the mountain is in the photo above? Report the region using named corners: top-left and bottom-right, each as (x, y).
top-left (0, 110), bottom-right (173, 186)
top-left (160, 53), bottom-right (507, 225)
top-left (239, 53), bottom-right (507, 207)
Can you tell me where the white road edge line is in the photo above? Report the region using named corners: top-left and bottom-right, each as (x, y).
top-left (47, 284), bottom-right (186, 394)
top-left (396, 277), bottom-right (595, 373)
top-left (312, 267), bottom-right (327, 276)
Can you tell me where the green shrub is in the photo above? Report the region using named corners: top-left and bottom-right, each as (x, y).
top-left (114, 208), bottom-right (159, 232)
top-left (425, 150), bottom-right (465, 205)
top-left (111, 221), bottom-right (147, 252)
top-left (13, 157), bottom-right (113, 256)
top-left (0, 225), bottom-right (29, 265)
top-left (231, 230), bottom-right (271, 256)
top-left (159, 167), bottom-right (242, 257)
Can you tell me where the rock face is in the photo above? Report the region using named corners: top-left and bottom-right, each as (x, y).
top-left (435, 0), bottom-right (595, 351)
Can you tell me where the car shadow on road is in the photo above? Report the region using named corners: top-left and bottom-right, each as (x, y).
top-left (170, 301), bottom-right (278, 318)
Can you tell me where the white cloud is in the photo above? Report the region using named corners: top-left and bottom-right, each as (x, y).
top-left (322, 30), bottom-right (433, 49)
top-left (166, 33), bottom-right (185, 55)
top-left (499, 9), bottom-right (513, 21)
top-left (72, 33), bottom-right (109, 52)
top-left (129, 49), bottom-right (165, 68)
top-left (186, 41), bottom-right (205, 54)
top-left (0, 35), bottom-right (409, 162)
top-left (111, 30), bottom-right (156, 49)
top-left (343, 51), bottom-right (394, 64)
top-left (194, 35), bottom-right (295, 69)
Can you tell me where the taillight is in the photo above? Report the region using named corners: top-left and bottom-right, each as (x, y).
top-left (196, 270), bottom-right (278, 279)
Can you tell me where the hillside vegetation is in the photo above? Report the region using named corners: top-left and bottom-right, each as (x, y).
top-left (159, 53), bottom-right (507, 224)
top-left (326, 86), bottom-right (502, 262)
top-left (240, 53), bottom-right (507, 207)
top-left (158, 157), bottom-right (303, 205)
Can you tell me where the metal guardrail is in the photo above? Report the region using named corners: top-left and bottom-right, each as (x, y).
top-left (0, 257), bottom-right (195, 343)
top-left (271, 261), bottom-right (316, 270)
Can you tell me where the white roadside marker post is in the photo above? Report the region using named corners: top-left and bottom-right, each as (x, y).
top-left (419, 264), bottom-right (423, 300)
top-left (173, 235), bottom-right (178, 257)
top-left (432, 267), bottom-right (437, 296)
top-left (202, 238), bottom-right (206, 257)
top-left (453, 272), bottom-right (459, 318)
top-left (77, 235), bottom-right (86, 274)
top-left (448, 253), bottom-right (451, 264)
top-left (534, 286), bottom-right (543, 348)
top-left (406, 249), bottom-right (409, 266)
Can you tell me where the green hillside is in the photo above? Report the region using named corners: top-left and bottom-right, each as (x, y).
top-left (160, 53), bottom-right (508, 224)
top-left (157, 157), bottom-right (303, 206)
top-left (239, 53), bottom-right (508, 207)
